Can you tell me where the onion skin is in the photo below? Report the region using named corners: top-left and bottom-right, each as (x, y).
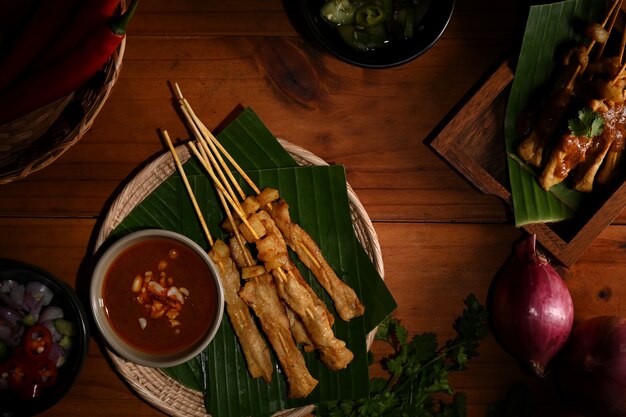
top-left (490, 234), bottom-right (574, 377)
top-left (557, 316), bottom-right (626, 417)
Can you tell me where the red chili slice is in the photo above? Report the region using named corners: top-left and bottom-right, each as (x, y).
top-left (33, 358), bottom-right (58, 387)
top-left (23, 324), bottom-right (53, 360)
top-left (5, 355), bottom-right (38, 398)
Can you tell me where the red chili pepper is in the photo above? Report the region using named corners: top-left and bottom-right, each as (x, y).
top-left (35, 0), bottom-right (123, 69)
top-left (5, 354), bottom-right (36, 398)
top-left (33, 358), bottom-right (58, 388)
top-left (0, 0), bottom-right (80, 92)
top-left (23, 324), bottom-right (53, 360)
top-left (0, 0), bottom-right (138, 125)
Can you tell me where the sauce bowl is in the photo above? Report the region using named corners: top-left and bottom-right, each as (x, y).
top-left (90, 229), bottom-right (224, 368)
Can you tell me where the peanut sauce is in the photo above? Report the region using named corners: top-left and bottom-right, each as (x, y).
top-left (555, 135), bottom-right (592, 179)
top-left (554, 104), bottom-right (626, 179)
top-left (103, 238), bottom-right (219, 355)
top-left (602, 103), bottom-right (626, 152)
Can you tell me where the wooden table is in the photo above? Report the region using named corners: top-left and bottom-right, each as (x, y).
top-left (1, 1), bottom-right (624, 416)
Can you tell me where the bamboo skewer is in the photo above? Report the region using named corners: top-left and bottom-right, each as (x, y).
top-left (596, 0), bottom-right (623, 60)
top-left (161, 129), bottom-right (214, 247)
top-left (173, 84), bottom-right (253, 199)
top-left (186, 140), bottom-right (303, 292)
top-left (188, 141), bottom-right (255, 268)
top-left (567, 0), bottom-right (622, 89)
top-left (173, 86), bottom-right (324, 270)
top-left (163, 130), bottom-right (276, 384)
top-left (173, 83), bottom-right (364, 324)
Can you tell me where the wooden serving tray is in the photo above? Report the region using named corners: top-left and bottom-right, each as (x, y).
top-left (428, 59), bottom-right (626, 268)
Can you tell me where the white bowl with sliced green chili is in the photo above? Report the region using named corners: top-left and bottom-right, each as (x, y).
top-left (0, 259), bottom-right (89, 416)
top-left (299, 0), bottom-right (455, 68)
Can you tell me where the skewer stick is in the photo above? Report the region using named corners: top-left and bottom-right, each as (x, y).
top-left (175, 88), bottom-right (320, 268)
top-left (222, 201), bottom-right (255, 267)
top-left (188, 142), bottom-right (260, 241)
top-left (174, 84), bottom-right (261, 198)
top-left (190, 141), bottom-right (256, 268)
top-left (567, 0), bottom-right (622, 89)
top-left (168, 87), bottom-right (257, 267)
top-left (173, 83), bottom-right (254, 198)
top-left (596, 0), bottom-right (623, 59)
top-left (176, 102), bottom-right (243, 207)
top-left (611, 60), bottom-right (626, 83)
top-left (161, 129), bottom-right (214, 247)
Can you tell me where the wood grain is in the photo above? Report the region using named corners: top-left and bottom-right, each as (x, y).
top-left (1, 0), bottom-right (624, 416)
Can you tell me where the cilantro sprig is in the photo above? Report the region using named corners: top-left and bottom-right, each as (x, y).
top-left (567, 107), bottom-right (604, 139)
top-left (314, 294), bottom-right (489, 417)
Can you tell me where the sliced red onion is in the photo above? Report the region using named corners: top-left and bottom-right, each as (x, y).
top-left (42, 320), bottom-right (63, 343)
top-left (48, 343), bottom-right (67, 368)
top-left (0, 306), bottom-right (23, 326)
top-left (25, 281), bottom-right (54, 306)
top-left (38, 306), bottom-right (64, 323)
top-left (0, 279), bottom-right (17, 294)
top-left (23, 289), bottom-right (44, 315)
top-left (9, 284), bottom-right (24, 306)
top-left (0, 293), bottom-right (21, 312)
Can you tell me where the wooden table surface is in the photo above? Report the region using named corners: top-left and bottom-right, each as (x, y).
top-left (1, 1), bottom-right (625, 416)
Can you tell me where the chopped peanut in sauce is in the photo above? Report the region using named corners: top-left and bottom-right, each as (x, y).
top-left (130, 252), bottom-right (190, 332)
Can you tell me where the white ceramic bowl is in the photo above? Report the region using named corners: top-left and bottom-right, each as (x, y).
top-left (90, 229), bottom-right (224, 368)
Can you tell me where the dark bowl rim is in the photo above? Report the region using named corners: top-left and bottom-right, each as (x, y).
top-left (299, 0), bottom-right (456, 68)
top-left (0, 258), bottom-right (90, 416)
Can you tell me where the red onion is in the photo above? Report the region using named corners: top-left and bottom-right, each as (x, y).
top-left (557, 316), bottom-right (626, 417)
top-left (490, 234), bottom-right (574, 377)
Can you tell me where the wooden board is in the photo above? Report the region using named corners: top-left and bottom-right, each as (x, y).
top-left (428, 59), bottom-right (626, 267)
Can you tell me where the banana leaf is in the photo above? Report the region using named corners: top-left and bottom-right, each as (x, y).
top-left (107, 108), bottom-right (397, 416)
top-left (504, 0), bottom-right (605, 226)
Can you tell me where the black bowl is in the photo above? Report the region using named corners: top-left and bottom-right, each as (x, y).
top-left (0, 259), bottom-right (89, 416)
top-left (299, 0), bottom-right (455, 68)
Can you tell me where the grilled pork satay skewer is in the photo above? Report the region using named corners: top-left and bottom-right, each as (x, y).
top-left (174, 87), bottom-right (364, 322)
top-left (190, 140), bottom-right (353, 370)
top-left (596, 25), bottom-right (626, 186)
top-left (244, 209), bottom-right (354, 371)
top-left (567, 0), bottom-right (622, 87)
top-left (207, 166), bottom-right (318, 395)
top-left (573, 134), bottom-right (616, 191)
top-left (228, 237), bottom-right (318, 398)
top-left (206, 239), bottom-right (273, 383)
top-left (188, 141), bottom-right (353, 370)
top-left (518, 0), bottom-right (620, 167)
top-left (162, 130), bottom-right (273, 383)
top-left (539, 133), bottom-right (594, 190)
top-left (190, 138), bottom-right (324, 342)
top-left (270, 198), bottom-right (365, 321)
top-left (597, 143), bottom-right (624, 184)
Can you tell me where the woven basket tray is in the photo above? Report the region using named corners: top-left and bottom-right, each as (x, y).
top-left (95, 139), bottom-right (385, 417)
top-left (0, 3), bottom-right (126, 184)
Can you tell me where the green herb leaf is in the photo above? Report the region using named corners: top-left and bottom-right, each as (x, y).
top-left (568, 107), bottom-right (605, 138)
top-left (315, 295), bottom-right (489, 417)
